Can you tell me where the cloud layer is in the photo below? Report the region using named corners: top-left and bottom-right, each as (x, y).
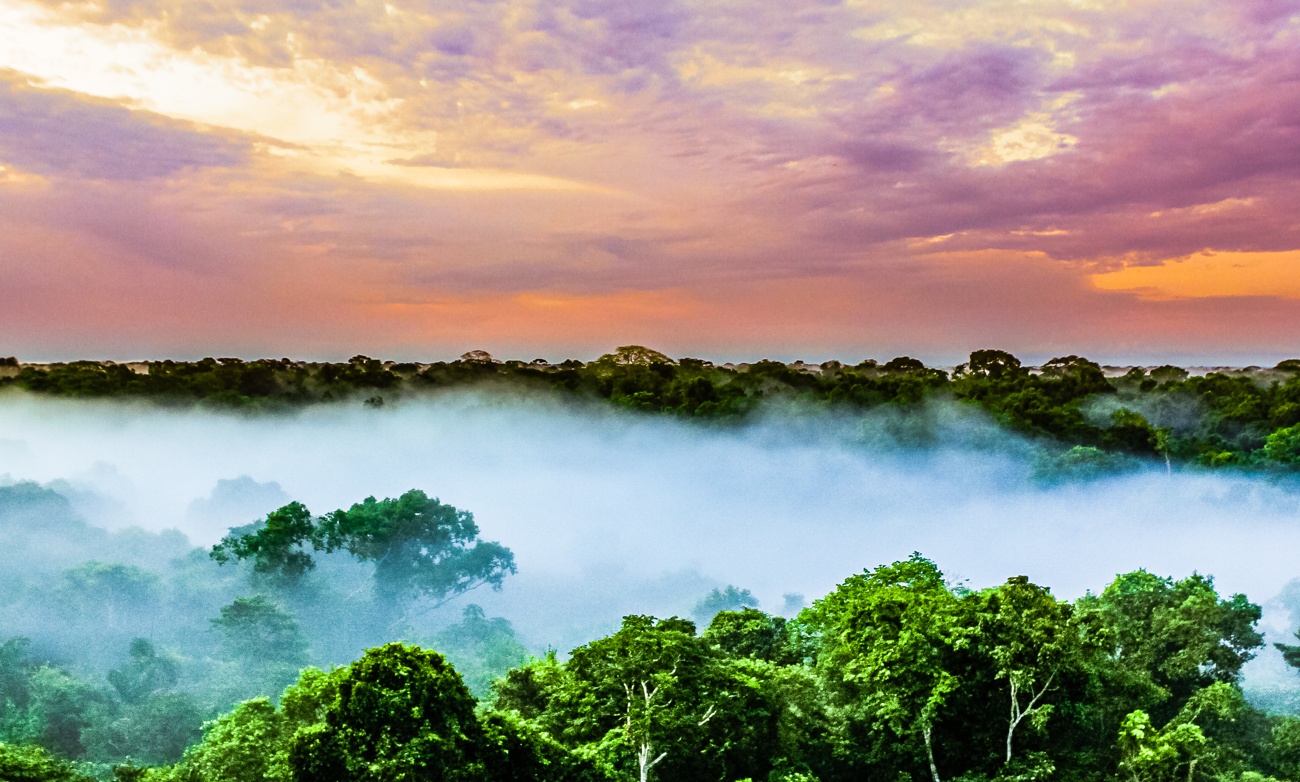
top-left (0, 0), bottom-right (1298, 360)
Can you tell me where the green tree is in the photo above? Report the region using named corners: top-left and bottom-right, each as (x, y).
top-left (431, 605), bottom-right (529, 698)
top-left (210, 503), bottom-right (318, 589)
top-left (692, 585), bottom-right (759, 627)
top-left (1263, 425), bottom-right (1300, 464)
top-left (0, 742), bottom-right (95, 782)
top-left (107, 639), bottom-right (178, 705)
top-left (502, 615), bottom-right (777, 782)
top-left (212, 597), bottom-right (310, 698)
top-left (213, 597), bottom-right (309, 668)
top-left (1079, 571), bottom-right (1262, 721)
top-left (1117, 682), bottom-right (1243, 782)
top-left (977, 576), bottom-right (1082, 764)
top-left (1275, 628), bottom-right (1300, 671)
top-left (317, 490), bottom-right (516, 614)
top-left (287, 643), bottom-right (486, 782)
top-left (807, 554), bottom-right (967, 782)
top-left (56, 562), bottom-right (159, 631)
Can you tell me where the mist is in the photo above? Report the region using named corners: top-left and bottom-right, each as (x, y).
top-left (3, 389), bottom-right (1300, 700)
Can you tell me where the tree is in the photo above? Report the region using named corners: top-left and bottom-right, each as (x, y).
top-left (210, 503), bottom-right (318, 589)
top-left (807, 554), bottom-right (967, 782)
top-left (317, 490), bottom-right (515, 614)
top-left (56, 562), bottom-right (159, 631)
top-left (595, 346), bottom-right (675, 366)
top-left (0, 743), bottom-right (94, 782)
top-left (1263, 425), bottom-right (1300, 464)
top-left (692, 585), bottom-right (759, 627)
top-left (1274, 627), bottom-right (1300, 671)
top-left (1117, 682), bottom-right (1243, 782)
top-left (505, 615), bottom-right (777, 782)
top-left (212, 597), bottom-right (310, 698)
top-left (213, 597), bottom-right (309, 668)
top-left (431, 605), bottom-right (529, 698)
top-left (977, 576), bottom-right (1081, 764)
top-left (107, 639), bottom-right (177, 705)
top-left (287, 643), bottom-right (486, 782)
top-left (703, 608), bottom-right (793, 663)
top-left (210, 491), bottom-right (517, 625)
top-left (1079, 570), bottom-right (1262, 720)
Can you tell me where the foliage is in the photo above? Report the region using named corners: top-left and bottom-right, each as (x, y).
top-left (7, 349), bottom-right (1300, 471)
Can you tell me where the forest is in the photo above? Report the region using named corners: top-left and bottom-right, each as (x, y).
top-left (3, 477), bottom-right (1300, 782)
top-left (3, 347), bottom-right (1300, 472)
top-left (5, 349), bottom-right (1300, 781)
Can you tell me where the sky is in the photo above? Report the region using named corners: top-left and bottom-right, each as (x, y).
top-left (1, 0), bottom-right (1298, 363)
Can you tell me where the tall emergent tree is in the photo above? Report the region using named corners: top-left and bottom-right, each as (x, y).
top-left (210, 490), bottom-right (516, 623)
top-left (807, 554), bottom-right (967, 782)
top-left (976, 576), bottom-right (1083, 765)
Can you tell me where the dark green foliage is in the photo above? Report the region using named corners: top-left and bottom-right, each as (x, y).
top-left (318, 490), bottom-right (515, 605)
top-left (210, 503), bottom-right (318, 588)
top-left (212, 492), bottom-right (516, 617)
top-left (7, 349), bottom-right (1300, 471)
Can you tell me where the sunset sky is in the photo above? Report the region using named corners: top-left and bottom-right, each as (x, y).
top-left (1, 0), bottom-right (1298, 363)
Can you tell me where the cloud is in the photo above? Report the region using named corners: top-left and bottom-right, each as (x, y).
top-left (2, 0), bottom-right (1300, 356)
top-left (0, 71), bottom-right (250, 180)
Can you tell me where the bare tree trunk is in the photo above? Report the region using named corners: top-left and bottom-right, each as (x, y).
top-left (1006, 679), bottom-right (1017, 763)
top-left (923, 724), bottom-right (941, 782)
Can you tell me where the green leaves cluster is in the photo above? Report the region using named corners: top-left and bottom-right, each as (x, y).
top-left (210, 490), bottom-right (516, 609)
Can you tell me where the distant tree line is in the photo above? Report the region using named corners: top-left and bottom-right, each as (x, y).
top-left (3, 347), bottom-right (1300, 471)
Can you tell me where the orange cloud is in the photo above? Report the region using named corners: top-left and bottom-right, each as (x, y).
top-left (1090, 251), bottom-right (1300, 300)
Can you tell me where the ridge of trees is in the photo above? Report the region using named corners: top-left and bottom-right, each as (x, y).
top-left (4, 348), bottom-right (1300, 471)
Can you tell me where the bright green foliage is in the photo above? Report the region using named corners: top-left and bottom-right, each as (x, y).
top-left (1117, 682), bottom-right (1245, 782)
top-left (317, 490), bottom-right (516, 605)
top-left (479, 712), bottom-right (612, 782)
top-left (704, 607), bottom-right (798, 663)
top-left (498, 615), bottom-right (780, 782)
top-left (286, 643), bottom-right (484, 782)
top-left (1078, 571), bottom-right (1262, 719)
top-left (1263, 425), bottom-right (1300, 464)
top-left (0, 742), bottom-right (94, 782)
top-left (210, 503), bottom-right (318, 588)
top-left (1268, 717), bottom-right (1300, 780)
top-left (977, 576), bottom-right (1082, 764)
top-left (808, 554), bottom-right (967, 781)
top-left (164, 698), bottom-right (287, 782)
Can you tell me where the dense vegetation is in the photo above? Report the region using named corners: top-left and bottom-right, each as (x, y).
top-left (6, 544), bottom-right (1300, 782)
top-left (4, 348), bottom-right (1300, 470)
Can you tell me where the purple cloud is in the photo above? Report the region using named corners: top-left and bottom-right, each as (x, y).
top-left (0, 72), bottom-right (250, 181)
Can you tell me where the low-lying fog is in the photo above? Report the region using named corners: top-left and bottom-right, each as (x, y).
top-left (3, 391), bottom-right (1300, 700)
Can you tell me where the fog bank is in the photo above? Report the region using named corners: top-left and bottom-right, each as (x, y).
top-left (2, 391), bottom-right (1300, 676)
